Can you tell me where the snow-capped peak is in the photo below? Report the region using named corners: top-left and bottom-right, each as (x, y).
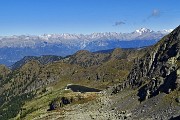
top-left (158, 29), bottom-right (173, 34)
top-left (135, 28), bottom-right (153, 35)
top-left (0, 27), bottom-right (172, 48)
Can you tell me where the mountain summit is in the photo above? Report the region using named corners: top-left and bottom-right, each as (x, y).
top-left (134, 28), bottom-right (153, 35)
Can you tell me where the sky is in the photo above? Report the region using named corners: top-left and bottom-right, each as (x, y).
top-left (0, 0), bottom-right (180, 35)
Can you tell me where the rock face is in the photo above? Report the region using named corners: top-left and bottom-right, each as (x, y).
top-left (113, 25), bottom-right (180, 101)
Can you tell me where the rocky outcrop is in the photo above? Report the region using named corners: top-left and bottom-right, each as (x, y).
top-left (48, 97), bottom-right (72, 110)
top-left (112, 25), bottom-right (180, 101)
top-left (135, 26), bottom-right (180, 101)
top-left (48, 92), bottom-right (98, 111)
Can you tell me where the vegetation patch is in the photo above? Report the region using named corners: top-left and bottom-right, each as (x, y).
top-left (48, 92), bottom-right (98, 111)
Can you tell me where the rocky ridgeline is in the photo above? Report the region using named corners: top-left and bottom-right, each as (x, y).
top-left (112, 25), bottom-right (180, 101)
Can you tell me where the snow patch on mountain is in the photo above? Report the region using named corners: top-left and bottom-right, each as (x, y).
top-left (0, 28), bottom-right (173, 48)
top-left (135, 28), bottom-right (153, 35)
top-left (158, 29), bottom-right (174, 34)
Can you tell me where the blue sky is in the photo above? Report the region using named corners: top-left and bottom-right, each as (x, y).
top-left (0, 0), bottom-right (180, 35)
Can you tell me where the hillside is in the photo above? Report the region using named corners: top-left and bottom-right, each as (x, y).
top-left (0, 26), bottom-right (179, 120)
top-left (112, 25), bottom-right (180, 119)
top-left (0, 46), bottom-right (145, 119)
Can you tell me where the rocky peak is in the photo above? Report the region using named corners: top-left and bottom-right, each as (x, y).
top-left (133, 25), bottom-right (180, 100)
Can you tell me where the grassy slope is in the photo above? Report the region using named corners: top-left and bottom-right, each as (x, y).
top-left (0, 48), bottom-right (146, 120)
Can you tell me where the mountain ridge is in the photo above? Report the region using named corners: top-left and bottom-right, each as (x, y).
top-left (0, 28), bottom-right (172, 48)
top-left (112, 25), bottom-right (180, 100)
top-left (0, 28), bottom-right (171, 66)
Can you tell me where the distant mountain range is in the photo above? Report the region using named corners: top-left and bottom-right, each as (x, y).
top-left (0, 28), bottom-right (173, 66)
